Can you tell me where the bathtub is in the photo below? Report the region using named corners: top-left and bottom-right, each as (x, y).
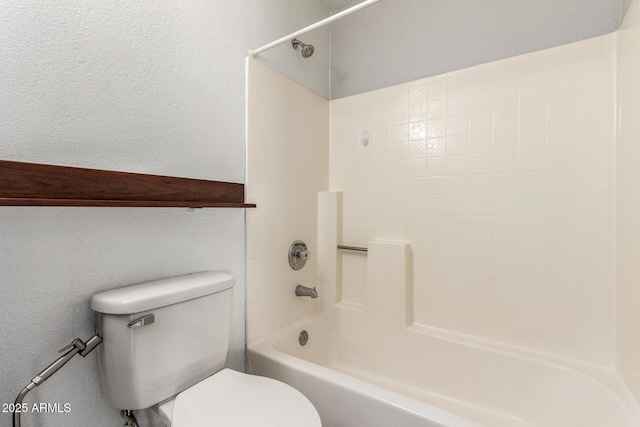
top-left (248, 305), bottom-right (640, 427)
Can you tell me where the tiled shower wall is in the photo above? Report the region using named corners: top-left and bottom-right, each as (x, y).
top-left (617, 0), bottom-right (640, 400)
top-left (330, 34), bottom-right (616, 364)
top-left (246, 58), bottom-right (329, 344)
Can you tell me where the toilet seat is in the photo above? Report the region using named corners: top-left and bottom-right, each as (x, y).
top-left (156, 369), bottom-right (321, 427)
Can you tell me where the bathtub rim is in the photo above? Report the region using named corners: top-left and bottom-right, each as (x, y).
top-left (248, 326), bottom-right (486, 427)
top-left (247, 304), bottom-right (640, 425)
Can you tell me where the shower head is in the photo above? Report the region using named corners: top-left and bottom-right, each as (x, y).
top-left (291, 38), bottom-right (314, 58)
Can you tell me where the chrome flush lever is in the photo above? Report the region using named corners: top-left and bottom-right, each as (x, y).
top-left (127, 314), bottom-right (155, 329)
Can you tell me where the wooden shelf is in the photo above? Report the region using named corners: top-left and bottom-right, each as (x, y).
top-left (0, 160), bottom-right (256, 208)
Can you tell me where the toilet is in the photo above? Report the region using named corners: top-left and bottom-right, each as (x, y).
top-left (91, 271), bottom-right (321, 426)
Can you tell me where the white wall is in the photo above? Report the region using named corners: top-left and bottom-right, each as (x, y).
top-left (330, 34), bottom-right (617, 365)
top-left (0, 1), bottom-right (329, 426)
top-left (246, 58), bottom-right (329, 344)
top-left (330, 0), bottom-right (623, 98)
top-left (617, 0), bottom-right (640, 403)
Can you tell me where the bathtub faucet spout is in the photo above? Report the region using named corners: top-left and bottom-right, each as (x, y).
top-left (295, 284), bottom-right (318, 298)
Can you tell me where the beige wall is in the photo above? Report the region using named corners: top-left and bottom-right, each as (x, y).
top-left (330, 34), bottom-right (617, 365)
top-left (246, 58), bottom-right (329, 343)
top-left (617, 0), bottom-right (640, 401)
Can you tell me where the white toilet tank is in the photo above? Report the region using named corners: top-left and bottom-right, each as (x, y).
top-left (91, 271), bottom-right (234, 410)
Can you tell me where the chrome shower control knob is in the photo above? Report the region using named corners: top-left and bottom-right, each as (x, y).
top-left (297, 249), bottom-right (311, 260)
top-left (289, 240), bottom-right (310, 270)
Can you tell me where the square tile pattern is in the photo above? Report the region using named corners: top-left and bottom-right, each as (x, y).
top-left (246, 58), bottom-right (329, 343)
top-left (248, 31), bottom-right (620, 366)
top-left (330, 34), bottom-right (616, 365)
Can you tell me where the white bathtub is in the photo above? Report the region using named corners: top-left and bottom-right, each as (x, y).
top-left (248, 305), bottom-right (640, 427)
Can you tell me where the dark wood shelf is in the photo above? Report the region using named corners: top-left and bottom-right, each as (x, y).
top-left (0, 160), bottom-right (256, 208)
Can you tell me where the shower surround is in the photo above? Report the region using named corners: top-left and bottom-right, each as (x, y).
top-left (246, 58), bottom-right (329, 343)
top-left (246, 19), bottom-right (640, 426)
top-left (248, 32), bottom-right (617, 361)
top-left (331, 33), bottom-right (617, 365)
top-left (617, 0), bottom-right (640, 403)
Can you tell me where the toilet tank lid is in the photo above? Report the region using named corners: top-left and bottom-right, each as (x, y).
top-left (91, 271), bottom-right (234, 315)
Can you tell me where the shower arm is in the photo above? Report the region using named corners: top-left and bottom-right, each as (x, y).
top-left (12, 333), bottom-right (102, 427)
top-left (248, 0), bottom-right (383, 57)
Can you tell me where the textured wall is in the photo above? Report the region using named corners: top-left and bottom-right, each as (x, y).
top-left (0, 1), bottom-right (329, 426)
top-left (331, 0), bottom-right (622, 99)
top-left (246, 58), bottom-right (329, 344)
top-left (617, 0), bottom-right (640, 404)
top-left (330, 34), bottom-right (616, 364)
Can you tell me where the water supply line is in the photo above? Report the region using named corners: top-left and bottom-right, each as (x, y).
top-left (12, 333), bottom-right (102, 427)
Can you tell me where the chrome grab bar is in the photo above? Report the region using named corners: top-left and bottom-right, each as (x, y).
top-left (337, 245), bottom-right (368, 253)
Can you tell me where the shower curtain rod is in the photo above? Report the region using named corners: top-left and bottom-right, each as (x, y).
top-left (248, 0), bottom-right (383, 57)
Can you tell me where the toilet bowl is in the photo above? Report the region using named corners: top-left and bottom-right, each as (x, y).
top-left (91, 272), bottom-right (321, 426)
top-left (154, 369), bottom-right (321, 426)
